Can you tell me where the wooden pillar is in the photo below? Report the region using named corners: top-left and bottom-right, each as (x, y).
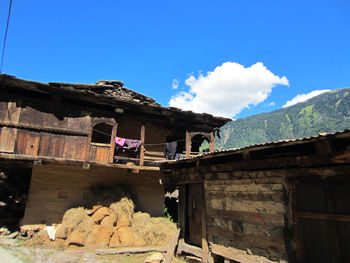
top-left (209, 131), bottom-right (215, 152)
top-left (202, 182), bottom-right (209, 263)
top-left (108, 123), bottom-right (118, 163)
top-left (139, 123), bottom-right (145, 166)
top-left (85, 126), bottom-right (93, 162)
top-left (186, 130), bottom-right (191, 157)
top-left (178, 185), bottom-right (187, 239)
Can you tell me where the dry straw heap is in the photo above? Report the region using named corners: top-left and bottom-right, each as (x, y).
top-left (21, 186), bottom-right (176, 249)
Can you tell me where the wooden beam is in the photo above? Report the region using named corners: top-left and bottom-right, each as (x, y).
top-left (0, 121), bottom-right (88, 136)
top-left (177, 239), bottom-right (202, 258)
top-left (0, 152), bottom-right (160, 170)
top-left (96, 247), bottom-right (167, 255)
top-left (185, 130), bottom-right (191, 157)
top-left (209, 131), bottom-right (215, 153)
top-left (164, 228), bottom-right (180, 263)
top-left (139, 123), bottom-right (145, 166)
top-left (202, 183), bottom-right (209, 263)
top-left (178, 185), bottom-right (187, 239)
top-left (109, 123), bottom-right (117, 163)
top-left (85, 126), bottom-right (93, 162)
top-left (211, 243), bottom-right (277, 263)
top-left (296, 212), bottom-right (350, 222)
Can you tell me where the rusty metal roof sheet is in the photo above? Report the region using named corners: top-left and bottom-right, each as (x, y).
top-left (163, 128), bottom-right (350, 164)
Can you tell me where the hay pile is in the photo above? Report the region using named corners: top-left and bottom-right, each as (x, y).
top-left (23, 186), bottom-right (176, 249)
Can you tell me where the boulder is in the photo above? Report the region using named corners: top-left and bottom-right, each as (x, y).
top-left (144, 252), bottom-right (163, 263)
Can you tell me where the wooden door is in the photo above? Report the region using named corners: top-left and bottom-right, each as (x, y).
top-left (186, 183), bottom-right (203, 247)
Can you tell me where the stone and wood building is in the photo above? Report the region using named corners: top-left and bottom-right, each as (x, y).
top-left (0, 74), bottom-right (229, 228)
top-left (161, 129), bottom-right (350, 263)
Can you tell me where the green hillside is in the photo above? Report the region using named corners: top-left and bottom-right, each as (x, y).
top-left (216, 88), bottom-right (350, 149)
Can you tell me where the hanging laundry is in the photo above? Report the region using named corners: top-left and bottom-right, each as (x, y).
top-left (115, 137), bottom-right (126, 147)
top-left (165, 141), bottom-right (177, 160)
top-left (124, 139), bottom-right (141, 152)
top-left (115, 137), bottom-right (141, 152)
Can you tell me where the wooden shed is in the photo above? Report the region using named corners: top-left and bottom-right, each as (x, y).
top-left (161, 129), bottom-right (350, 263)
top-left (0, 74), bottom-right (230, 228)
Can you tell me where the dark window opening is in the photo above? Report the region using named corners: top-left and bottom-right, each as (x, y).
top-left (191, 134), bottom-right (209, 153)
top-left (0, 164), bottom-right (32, 232)
top-left (91, 123), bottom-right (113, 144)
top-left (164, 195), bottom-right (178, 223)
top-left (295, 179), bottom-right (350, 263)
top-left (114, 122), bottom-right (142, 164)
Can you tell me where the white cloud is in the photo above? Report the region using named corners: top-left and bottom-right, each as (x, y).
top-left (283, 89), bottom-right (330, 108)
top-left (169, 62), bottom-right (289, 118)
top-left (269, 101), bottom-right (276, 106)
top-left (172, 78), bottom-right (179, 89)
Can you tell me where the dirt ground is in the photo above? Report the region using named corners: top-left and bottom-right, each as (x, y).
top-left (0, 240), bottom-right (188, 263)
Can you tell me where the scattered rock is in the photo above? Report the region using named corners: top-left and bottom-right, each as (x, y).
top-left (0, 227), bottom-right (10, 236)
top-left (3, 231), bottom-right (18, 239)
top-left (144, 252), bottom-right (163, 263)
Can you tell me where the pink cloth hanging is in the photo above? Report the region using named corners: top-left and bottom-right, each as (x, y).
top-left (115, 137), bottom-right (126, 146)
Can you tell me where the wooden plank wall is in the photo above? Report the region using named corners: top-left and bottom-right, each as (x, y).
top-left (204, 173), bottom-right (288, 262)
top-left (0, 99), bottom-right (90, 161)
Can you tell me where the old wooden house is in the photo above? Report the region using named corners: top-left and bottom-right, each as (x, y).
top-left (161, 130), bottom-right (350, 263)
top-left (0, 74), bottom-right (229, 228)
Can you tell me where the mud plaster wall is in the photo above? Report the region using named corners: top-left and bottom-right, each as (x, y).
top-left (205, 176), bottom-right (289, 261)
top-left (22, 164), bottom-right (163, 225)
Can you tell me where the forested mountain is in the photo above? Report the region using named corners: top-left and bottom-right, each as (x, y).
top-left (215, 88), bottom-right (350, 149)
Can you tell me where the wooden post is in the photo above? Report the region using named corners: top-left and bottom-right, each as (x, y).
top-left (290, 181), bottom-right (303, 262)
top-left (109, 123), bottom-right (118, 163)
top-left (202, 182), bottom-right (209, 263)
top-left (164, 228), bottom-right (180, 263)
top-left (139, 123), bottom-right (145, 166)
top-left (209, 131), bottom-right (215, 152)
top-left (85, 126), bottom-right (93, 162)
top-left (186, 130), bottom-right (191, 157)
top-left (178, 185), bottom-right (187, 240)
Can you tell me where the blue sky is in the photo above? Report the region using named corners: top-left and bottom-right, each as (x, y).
top-left (1, 0), bottom-right (349, 118)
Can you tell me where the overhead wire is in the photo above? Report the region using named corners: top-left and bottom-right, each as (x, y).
top-left (0, 0), bottom-right (13, 74)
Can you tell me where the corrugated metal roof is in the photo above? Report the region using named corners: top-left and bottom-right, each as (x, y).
top-left (163, 128), bottom-right (350, 164)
